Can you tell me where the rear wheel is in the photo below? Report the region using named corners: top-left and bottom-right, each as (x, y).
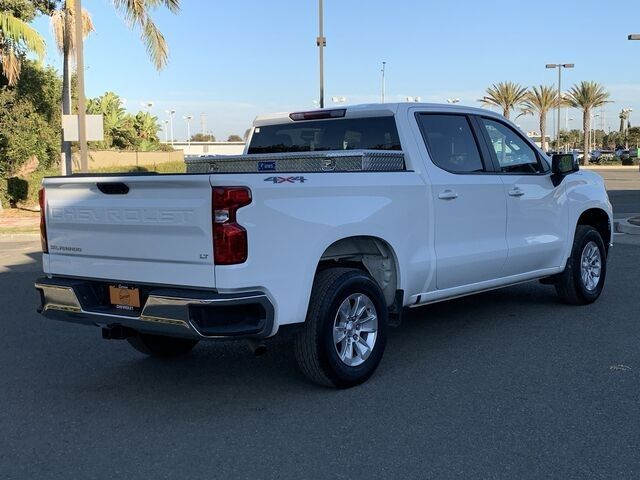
top-left (555, 225), bottom-right (607, 305)
top-left (294, 268), bottom-right (388, 388)
top-left (127, 333), bottom-right (199, 357)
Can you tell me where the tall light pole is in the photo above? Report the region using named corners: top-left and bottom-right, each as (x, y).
top-left (165, 109), bottom-right (175, 144)
top-left (591, 113), bottom-right (600, 152)
top-left (381, 61), bottom-right (386, 103)
top-left (74, 0), bottom-right (88, 172)
top-left (183, 115), bottom-right (193, 146)
top-left (546, 63), bottom-right (574, 151)
top-left (163, 120), bottom-right (169, 143)
top-left (317, 0), bottom-right (326, 108)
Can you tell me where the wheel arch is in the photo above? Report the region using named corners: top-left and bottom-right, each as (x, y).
top-left (316, 235), bottom-right (400, 307)
top-left (576, 207), bottom-right (611, 254)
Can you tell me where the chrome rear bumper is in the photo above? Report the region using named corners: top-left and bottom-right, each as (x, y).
top-left (35, 277), bottom-right (274, 339)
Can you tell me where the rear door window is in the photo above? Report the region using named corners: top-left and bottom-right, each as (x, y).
top-left (416, 114), bottom-right (486, 173)
top-left (248, 117), bottom-right (401, 154)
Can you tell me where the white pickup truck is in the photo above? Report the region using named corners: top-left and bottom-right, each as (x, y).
top-left (36, 103), bottom-right (613, 388)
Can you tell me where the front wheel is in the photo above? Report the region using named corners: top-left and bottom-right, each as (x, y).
top-left (127, 333), bottom-right (199, 357)
top-left (555, 225), bottom-right (607, 305)
top-left (294, 268), bottom-right (388, 388)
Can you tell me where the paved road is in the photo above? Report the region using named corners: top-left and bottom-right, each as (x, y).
top-left (1, 233), bottom-right (639, 479)
top-left (591, 168), bottom-right (640, 216)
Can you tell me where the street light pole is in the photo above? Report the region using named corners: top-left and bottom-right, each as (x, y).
top-left (317, 0), bottom-right (325, 108)
top-left (381, 61), bottom-right (386, 103)
top-left (546, 63), bottom-right (574, 151)
top-left (74, 0), bottom-right (88, 172)
top-left (183, 115), bottom-right (193, 147)
top-left (166, 109), bottom-right (175, 145)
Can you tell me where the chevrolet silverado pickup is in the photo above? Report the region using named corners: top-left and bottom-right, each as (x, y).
top-left (35, 103), bottom-right (613, 388)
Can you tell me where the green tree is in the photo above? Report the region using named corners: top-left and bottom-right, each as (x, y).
top-left (0, 91), bottom-right (48, 176)
top-left (0, 7), bottom-right (46, 85)
top-left (0, 61), bottom-right (60, 177)
top-left (522, 85), bottom-right (556, 151)
top-left (87, 92), bottom-right (166, 151)
top-left (133, 111), bottom-right (160, 150)
top-left (627, 127), bottom-right (640, 149)
top-left (479, 81), bottom-right (528, 119)
top-left (227, 134), bottom-right (243, 142)
top-left (87, 91), bottom-right (133, 149)
top-left (133, 111), bottom-right (160, 141)
top-left (564, 81), bottom-right (611, 164)
top-left (190, 132), bottom-right (215, 142)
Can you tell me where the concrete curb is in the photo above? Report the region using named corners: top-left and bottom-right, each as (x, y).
top-left (583, 166), bottom-right (638, 170)
top-left (615, 217), bottom-right (640, 235)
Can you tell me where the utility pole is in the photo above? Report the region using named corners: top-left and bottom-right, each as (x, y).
top-left (381, 61), bottom-right (386, 103)
top-left (317, 0), bottom-right (326, 108)
top-left (74, 0), bottom-right (88, 172)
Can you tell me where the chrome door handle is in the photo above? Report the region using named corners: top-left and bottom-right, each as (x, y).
top-left (438, 189), bottom-right (458, 200)
top-left (508, 187), bottom-right (525, 197)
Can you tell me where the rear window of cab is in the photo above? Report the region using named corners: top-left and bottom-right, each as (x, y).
top-left (247, 117), bottom-right (402, 154)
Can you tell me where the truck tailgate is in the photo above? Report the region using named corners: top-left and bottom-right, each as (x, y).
top-left (42, 174), bottom-right (215, 288)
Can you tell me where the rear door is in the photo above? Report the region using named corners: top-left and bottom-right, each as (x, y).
top-left (475, 117), bottom-right (569, 275)
top-left (43, 174), bottom-right (215, 288)
top-left (415, 113), bottom-right (508, 290)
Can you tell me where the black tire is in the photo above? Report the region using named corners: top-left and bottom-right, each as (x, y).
top-left (555, 225), bottom-right (607, 305)
top-left (294, 268), bottom-right (388, 388)
top-left (127, 333), bottom-right (199, 357)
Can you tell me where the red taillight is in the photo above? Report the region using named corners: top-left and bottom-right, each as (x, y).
top-left (38, 187), bottom-right (48, 253)
top-left (212, 187), bottom-right (251, 265)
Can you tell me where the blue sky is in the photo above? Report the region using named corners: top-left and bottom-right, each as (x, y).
top-left (32, 0), bottom-right (640, 140)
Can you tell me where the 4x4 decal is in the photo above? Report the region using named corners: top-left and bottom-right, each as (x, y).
top-left (264, 176), bottom-right (307, 184)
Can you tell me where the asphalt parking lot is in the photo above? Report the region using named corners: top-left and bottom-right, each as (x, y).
top-left (0, 171), bottom-right (638, 479)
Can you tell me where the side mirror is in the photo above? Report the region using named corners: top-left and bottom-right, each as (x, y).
top-left (551, 153), bottom-right (579, 186)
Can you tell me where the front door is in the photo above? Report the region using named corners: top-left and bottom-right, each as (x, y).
top-left (477, 117), bottom-right (568, 276)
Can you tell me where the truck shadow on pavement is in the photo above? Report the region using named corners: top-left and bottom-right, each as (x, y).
top-left (67, 280), bottom-right (567, 402)
top-left (1, 242), bottom-right (625, 411)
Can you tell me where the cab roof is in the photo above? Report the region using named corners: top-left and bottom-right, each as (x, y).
top-left (253, 102), bottom-right (503, 127)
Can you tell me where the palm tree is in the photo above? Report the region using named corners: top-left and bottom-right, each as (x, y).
top-left (51, 0), bottom-right (181, 172)
top-left (0, 11), bottom-right (46, 85)
top-left (564, 81), bottom-right (611, 164)
top-left (479, 81), bottom-right (528, 119)
top-left (522, 85), bottom-right (557, 151)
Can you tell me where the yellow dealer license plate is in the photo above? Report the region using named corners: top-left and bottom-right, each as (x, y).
top-left (109, 285), bottom-right (141, 310)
